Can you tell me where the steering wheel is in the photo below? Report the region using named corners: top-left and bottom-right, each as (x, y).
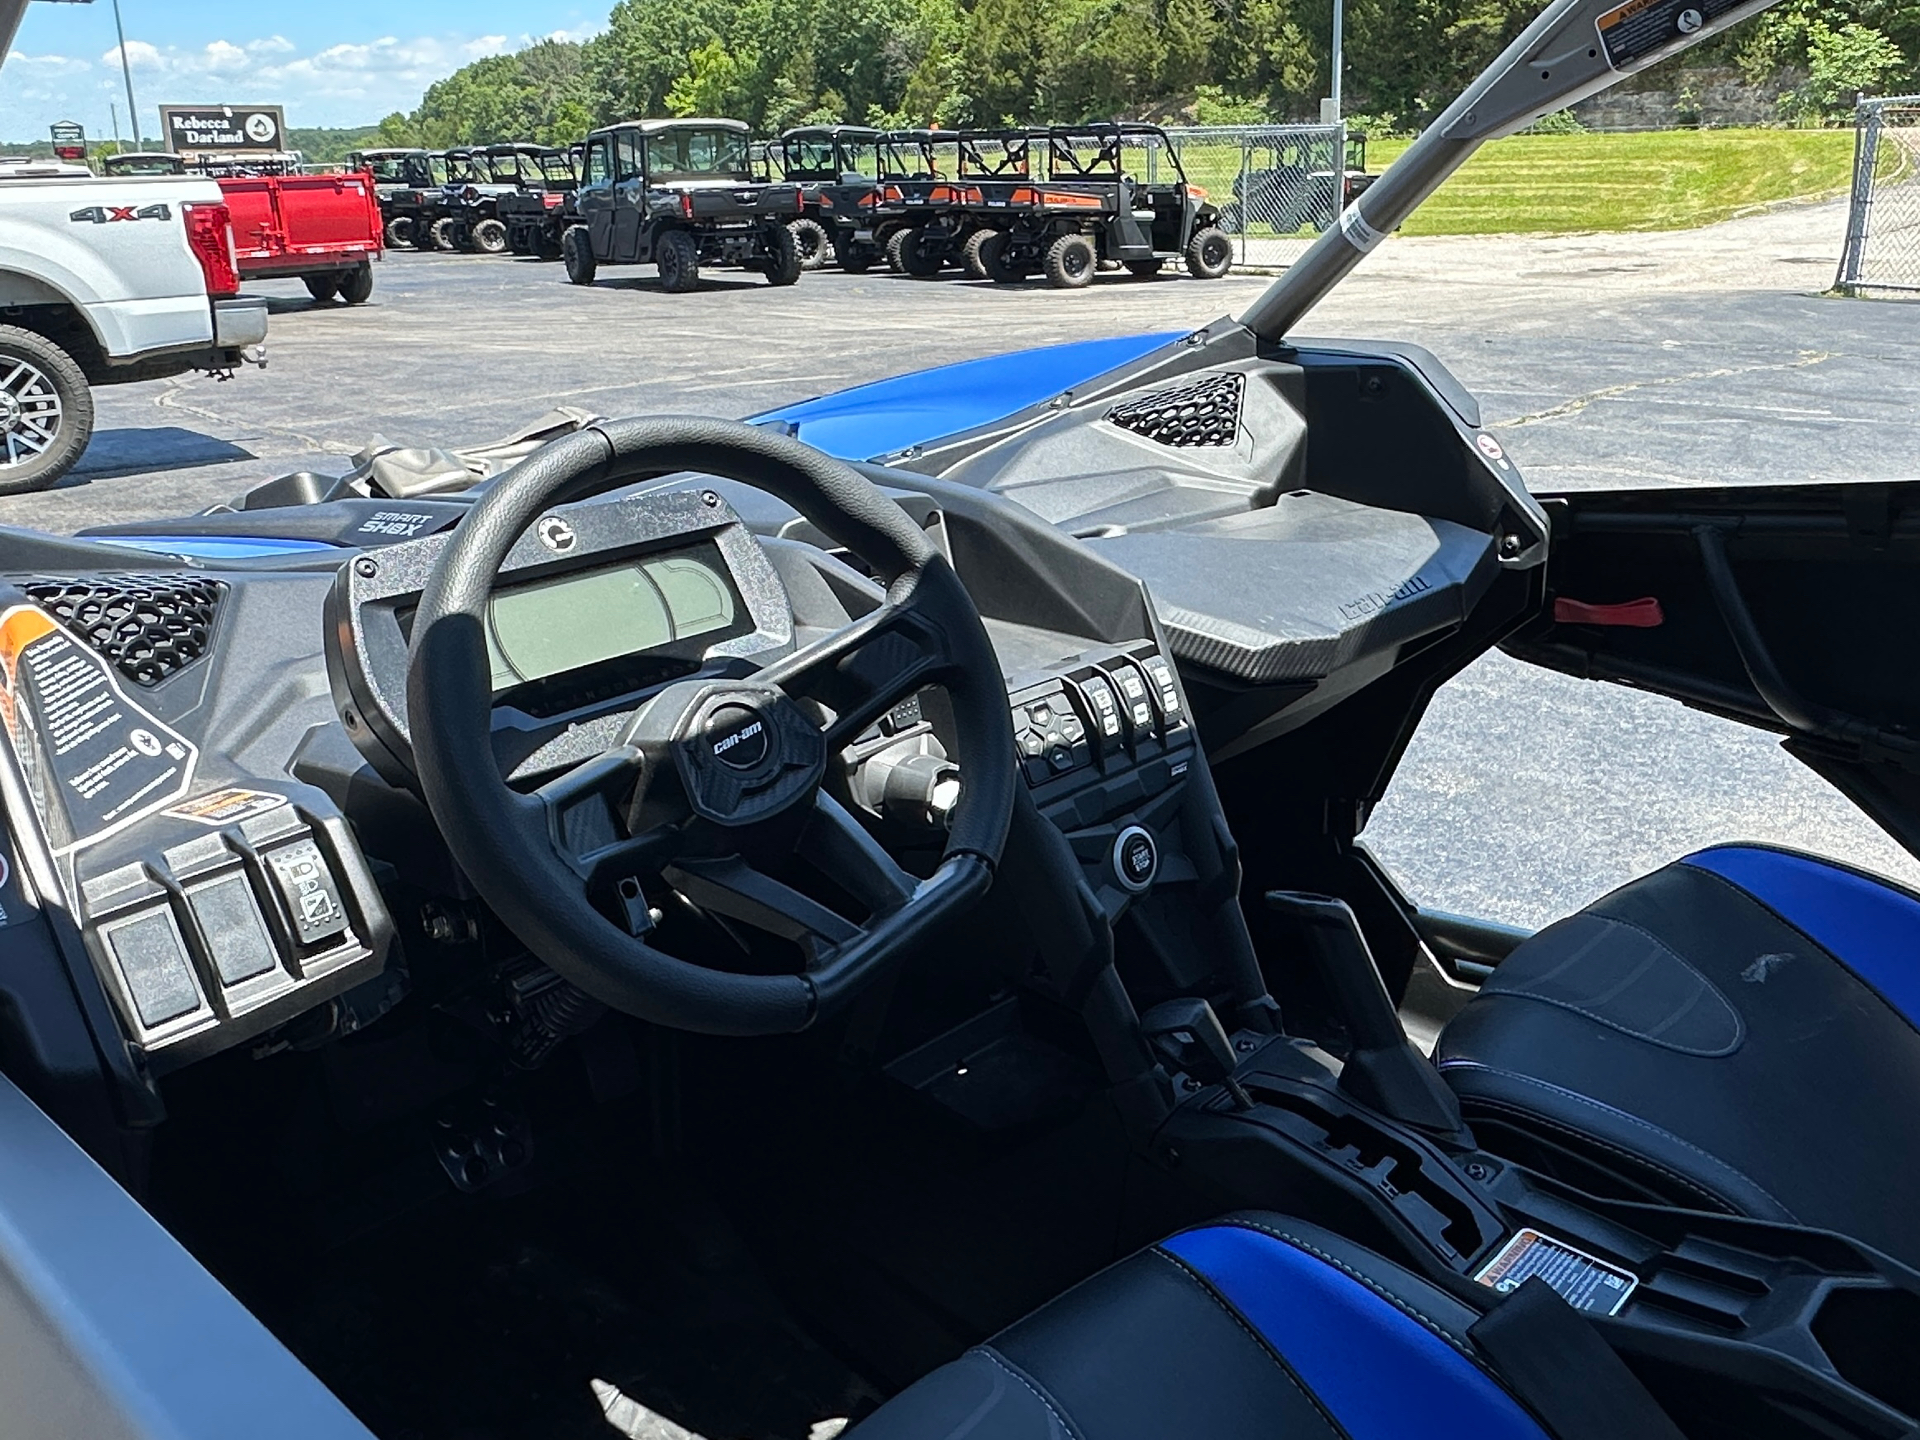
top-left (405, 416), bottom-right (1016, 1037)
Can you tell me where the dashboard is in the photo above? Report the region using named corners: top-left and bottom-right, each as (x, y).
top-left (0, 336), bottom-right (1541, 1102)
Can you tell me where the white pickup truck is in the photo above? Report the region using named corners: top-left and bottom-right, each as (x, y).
top-left (0, 155), bottom-right (268, 493)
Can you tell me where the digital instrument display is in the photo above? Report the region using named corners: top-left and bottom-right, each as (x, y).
top-left (484, 548), bottom-right (742, 692)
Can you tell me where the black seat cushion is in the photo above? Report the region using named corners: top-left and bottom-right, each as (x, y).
top-left (849, 1213), bottom-right (1547, 1440)
top-left (1437, 845), bottom-right (1920, 1264)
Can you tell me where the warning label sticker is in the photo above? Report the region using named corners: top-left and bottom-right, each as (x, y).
top-left (1474, 1228), bottom-right (1638, 1316)
top-left (1595, 0), bottom-right (1738, 68)
top-left (0, 605), bottom-right (199, 850)
top-left (163, 787), bottom-right (289, 827)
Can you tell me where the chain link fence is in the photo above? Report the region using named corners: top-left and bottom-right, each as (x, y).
top-left (1836, 95), bottom-right (1920, 298)
top-left (1159, 125), bottom-right (1351, 269)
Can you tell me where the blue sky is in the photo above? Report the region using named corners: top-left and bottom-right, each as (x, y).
top-left (3, 1), bottom-right (606, 140)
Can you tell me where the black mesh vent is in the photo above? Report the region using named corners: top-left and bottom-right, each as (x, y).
top-left (1105, 372), bottom-right (1244, 448)
top-left (24, 574), bottom-right (223, 687)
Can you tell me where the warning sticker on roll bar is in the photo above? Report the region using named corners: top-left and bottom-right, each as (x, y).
top-left (1596, 0), bottom-right (1742, 69)
top-left (0, 605), bottom-right (199, 851)
top-left (1474, 1227), bottom-right (1638, 1316)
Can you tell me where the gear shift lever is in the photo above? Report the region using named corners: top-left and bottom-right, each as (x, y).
top-left (1266, 891), bottom-right (1468, 1141)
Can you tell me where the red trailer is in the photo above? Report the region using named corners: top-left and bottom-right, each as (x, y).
top-left (216, 170), bottom-right (383, 303)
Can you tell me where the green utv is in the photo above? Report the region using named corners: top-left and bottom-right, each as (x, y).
top-left (564, 119), bottom-right (806, 293)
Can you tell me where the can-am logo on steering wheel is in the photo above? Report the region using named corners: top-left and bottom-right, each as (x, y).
top-left (706, 704), bottom-right (770, 771)
top-left (536, 516), bottom-right (576, 553)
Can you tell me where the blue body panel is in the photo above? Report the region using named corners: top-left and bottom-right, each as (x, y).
top-left (98, 536), bottom-right (343, 560)
top-left (1684, 845), bottom-right (1920, 1025)
top-left (80, 334), bottom-right (1182, 557)
top-left (750, 332), bottom-right (1183, 461)
top-left (1160, 1224), bottom-right (1546, 1440)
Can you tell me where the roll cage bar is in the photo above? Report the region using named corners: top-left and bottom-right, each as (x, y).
top-left (1045, 123), bottom-right (1188, 185)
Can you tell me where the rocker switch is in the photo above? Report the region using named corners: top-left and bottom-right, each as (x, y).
top-left (264, 839), bottom-right (352, 949)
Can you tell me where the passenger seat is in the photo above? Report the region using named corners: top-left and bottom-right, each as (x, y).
top-left (1436, 845), bottom-right (1920, 1267)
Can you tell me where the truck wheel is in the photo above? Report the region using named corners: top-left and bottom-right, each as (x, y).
top-left (962, 230), bottom-right (996, 280)
top-left (1124, 258), bottom-right (1165, 279)
top-left (535, 228), bottom-right (564, 261)
top-left (562, 227), bottom-right (597, 285)
top-left (900, 230), bottom-right (945, 278)
top-left (337, 264), bottom-right (375, 305)
top-left (302, 273), bottom-right (340, 303)
top-left (386, 215), bottom-right (415, 247)
top-left (760, 224), bottom-right (803, 287)
top-left (884, 228), bottom-right (911, 273)
top-left (1043, 233), bottom-right (1097, 289)
top-left (1184, 226), bottom-right (1234, 279)
top-left (657, 230), bottom-right (700, 294)
top-left (470, 219), bottom-right (509, 255)
top-left (787, 218), bottom-right (831, 271)
top-left (979, 232), bottom-right (1027, 284)
top-left (430, 217), bottom-right (464, 252)
top-left (0, 325), bottom-right (93, 495)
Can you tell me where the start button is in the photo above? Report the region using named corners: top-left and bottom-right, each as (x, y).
top-left (1112, 825), bottom-right (1158, 893)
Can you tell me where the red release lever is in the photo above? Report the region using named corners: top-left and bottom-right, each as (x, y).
top-left (1553, 596), bottom-right (1664, 628)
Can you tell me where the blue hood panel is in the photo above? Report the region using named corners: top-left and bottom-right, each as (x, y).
top-left (72, 333), bottom-right (1184, 557)
top-left (752, 332), bottom-right (1184, 461)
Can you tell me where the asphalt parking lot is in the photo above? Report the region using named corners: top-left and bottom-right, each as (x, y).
top-left (10, 197), bottom-right (1919, 924)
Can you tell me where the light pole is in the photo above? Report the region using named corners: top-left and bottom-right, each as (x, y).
top-left (1330, 0), bottom-right (1344, 120)
top-left (110, 0), bottom-right (142, 148)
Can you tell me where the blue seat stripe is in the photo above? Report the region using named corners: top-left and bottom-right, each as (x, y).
top-left (1160, 1226), bottom-right (1547, 1440)
top-left (1683, 846), bottom-right (1920, 1025)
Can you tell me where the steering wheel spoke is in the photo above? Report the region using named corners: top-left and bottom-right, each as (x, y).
top-left (801, 791), bottom-right (916, 917)
top-left (759, 597), bottom-right (951, 752)
top-left (664, 855), bottom-right (863, 950)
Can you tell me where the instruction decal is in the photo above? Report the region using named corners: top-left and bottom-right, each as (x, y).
top-left (164, 787), bottom-right (290, 827)
top-left (1475, 1227), bottom-right (1638, 1316)
top-left (0, 605), bottom-right (199, 850)
top-left (1596, 0), bottom-right (1743, 68)
top-left (1337, 203), bottom-right (1387, 254)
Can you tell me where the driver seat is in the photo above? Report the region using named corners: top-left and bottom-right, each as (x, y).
top-left (1436, 844), bottom-right (1920, 1267)
top-left (850, 1214), bottom-right (1559, 1439)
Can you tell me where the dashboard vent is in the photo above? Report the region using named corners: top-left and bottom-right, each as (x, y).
top-left (1105, 372), bottom-right (1244, 448)
top-left (25, 575), bottom-right (224, 688)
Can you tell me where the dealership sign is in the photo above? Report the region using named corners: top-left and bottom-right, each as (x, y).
top-left (49, 121), bottom-right (85, 163)
top-left (159, 105), bottom-right (287, 156)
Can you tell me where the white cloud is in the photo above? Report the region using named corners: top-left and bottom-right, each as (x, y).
top-left (102, 39), bottom-right (162, 69)
top-left (203, 40), bottom-right (249, 72)
top-left (6, 29), bottom-right (585, 139)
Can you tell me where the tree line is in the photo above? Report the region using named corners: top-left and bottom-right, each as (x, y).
top-left (371, 0), bottom-right (1915, 148)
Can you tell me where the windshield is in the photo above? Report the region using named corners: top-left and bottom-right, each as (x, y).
top-left (645, 128), bottom-right (751, 180)
top-left (538, 152), bottom-right (576, 183)
top-left (783, 136), bottom-right (838, 179)
top-left (485, 153), bottom-right (530, 184)
top-left (842, 139), bottom-right (880, 179)
top-left (361, 155), bottom-right (421, 183)
top-left (444, 154), bottom-right (481, 184)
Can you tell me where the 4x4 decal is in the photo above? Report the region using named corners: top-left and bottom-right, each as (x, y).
top-left (69, 203), bottom-right (173, 224)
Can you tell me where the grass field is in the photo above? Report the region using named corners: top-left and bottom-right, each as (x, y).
top-left (1368, 127), bottom-right (1864, 235)
top-left (1173, 127), bottom-right (1878, 239)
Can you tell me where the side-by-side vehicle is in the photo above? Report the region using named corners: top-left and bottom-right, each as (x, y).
top-left (5, 2), bottom-right (1919, 1438)
top-left (563, 118), bottom-right (804, 292)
